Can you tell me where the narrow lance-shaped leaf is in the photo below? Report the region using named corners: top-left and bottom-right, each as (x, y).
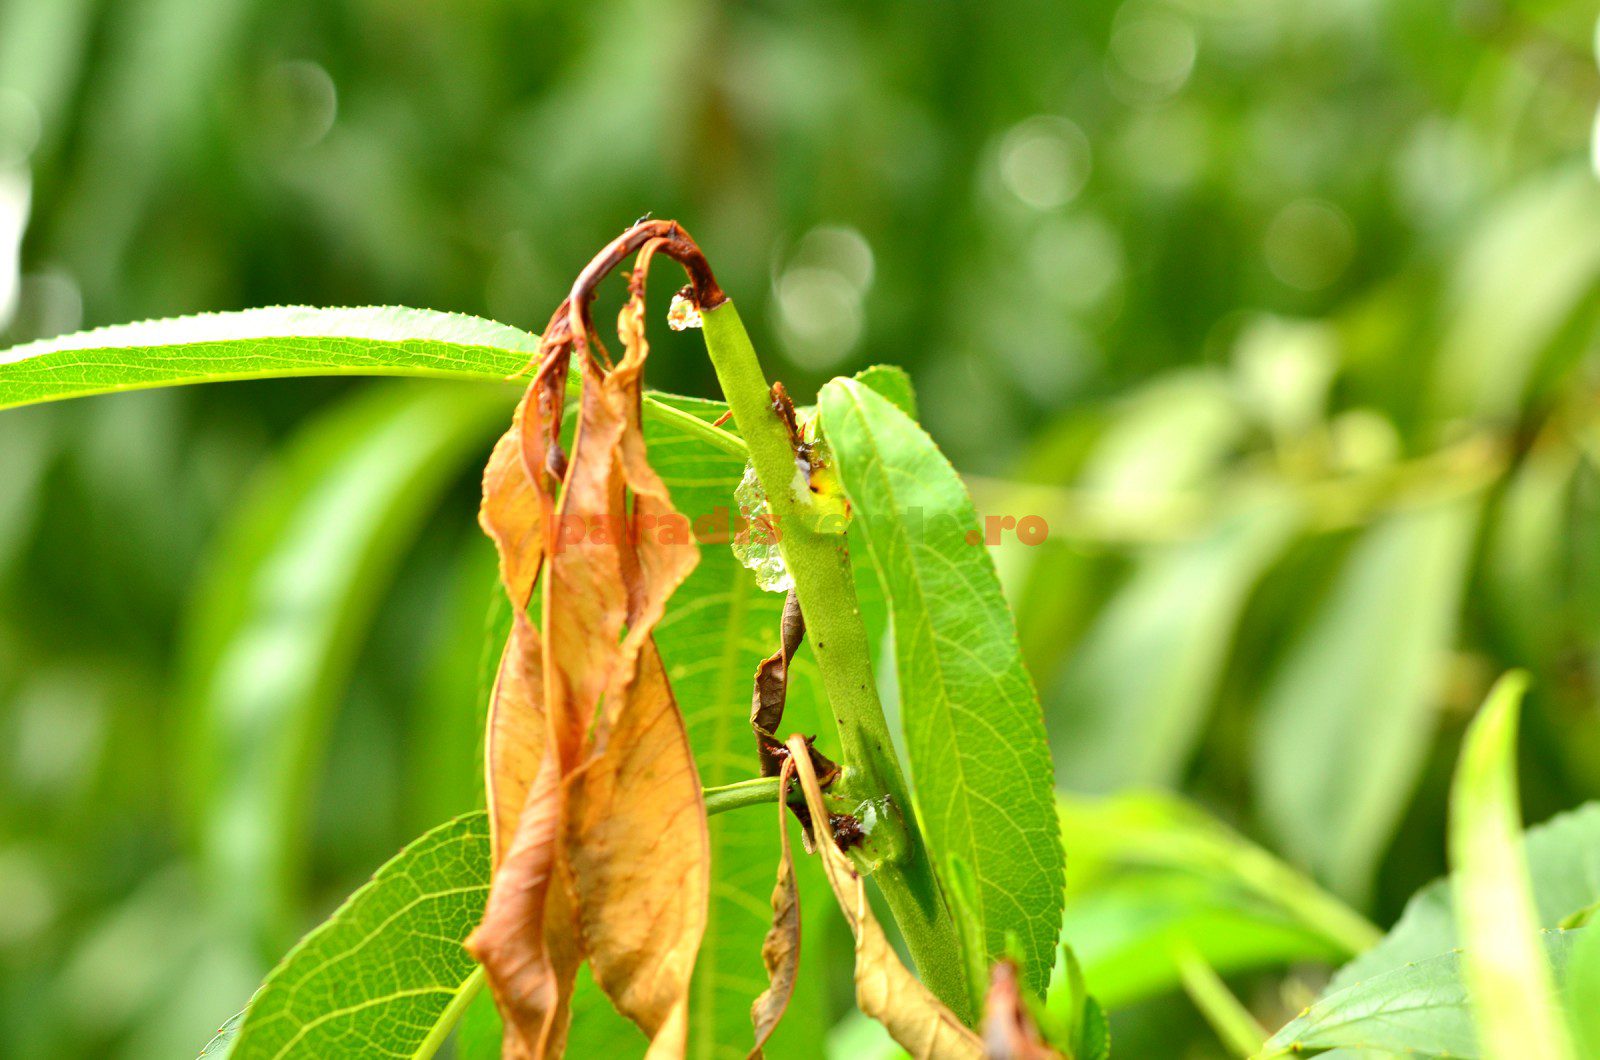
top-left (0, 306), bottom-right (537, 409)
top-left (817, 377), bottom-right (1065, 992)
top-left (1448, 672), bottom-right (1576, 1060)
top-left (180, 381), bottom-right (512, 954)
top-left (785, 735), bottom-right (984, 1060)
top-left (1253, 499), bottom-right (1477, 901)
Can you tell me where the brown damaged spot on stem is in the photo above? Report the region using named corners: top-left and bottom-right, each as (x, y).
top-left (785, 734), bottom-right (984, 1060)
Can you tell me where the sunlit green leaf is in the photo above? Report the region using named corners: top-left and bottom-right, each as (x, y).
top-left (1448, 672), bottom-right (1575, 1059)
top-left (0, 306), bottom-right (537, 409)
top-left (1262, 930), bottom-right (1585, 1059)
top-left (1328, 802), bottom-right (1600, 993)
top-left (230, 813), bottom-right (488, 1059)
top-left (817, 377), bottom-right (1065, 992)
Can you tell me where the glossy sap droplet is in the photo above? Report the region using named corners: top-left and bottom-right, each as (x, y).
top-left (666, 292), bottom-right (702, 331)
top-left (732, 466), bottom-right (793, 593)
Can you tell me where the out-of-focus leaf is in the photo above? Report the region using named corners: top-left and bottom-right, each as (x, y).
top-left (1328, 802), bottom-right (1600, 993)
top-left (0, 306), bottom-right (536, 409)
top-left (786, 735), bottom-right (984, 1060)
top-left (1056, 793), bottom-right (1377, 1009)
top-left (818, 377), bottom-right (1065, 993)
top-left (1429, 168), bottom-right (1600, 421)
top-left (1051, 494), bottom-right (1297, 791)
top-left (1253, 498), bottom-right (1478, 900)
top-left (1262, 930), bottom-right (1585, 1059)
top-left (851, 364), bottom-right (917, 419)
top-left (1485, 440), bottom-right (1581, 663)
top-left (230, 814), bottom-right (489, 1060)
top-left (1448, 672), bottom-right (1575, 1059)
top-left (1570, 925), bottom-right (1600, 1055)
top-left (181, 381), bottom-right (511, 953)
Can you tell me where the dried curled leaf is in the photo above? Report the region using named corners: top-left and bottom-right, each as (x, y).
top-left (748, 756), bottom-right (803, 1058)
top-left (786, 735), bottom-right (985, 1060)
top-left (468, 236), bottom-right (708, 1059)
top-left (752, 589), bottom-right (805, 775)
top-left (982, 961), bottom-right (1063, 1060)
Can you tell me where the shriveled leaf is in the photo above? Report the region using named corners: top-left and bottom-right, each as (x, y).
top-left (230, 814), bottom-right (491, 1059)
top-left (1448, 672), bottom-right (1576, 1059)
top-left (786, 735), bottom-right (984, 1060)
top-left (464, 395), bottom-right (837, 1060)
top-left (817, 377), bottom-right (1065, 993)
top-left (748, 759), bottom-right (803, 1058)
top-left (1263, 930), bottom-right (1585, 1058)
top-left (982, 960), bottom-right (1063, 1060)
top-left (471, 257), bottom-right (707, 1059)
top-left (1253, 499), bottom-right (1477, 901)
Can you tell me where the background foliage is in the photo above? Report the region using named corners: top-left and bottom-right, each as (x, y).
top-left (3, 0), bottom-right (1600, 1056)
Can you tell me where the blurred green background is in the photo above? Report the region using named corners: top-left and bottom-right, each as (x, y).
top-left (4, 0), bottom-right (1600, 1056)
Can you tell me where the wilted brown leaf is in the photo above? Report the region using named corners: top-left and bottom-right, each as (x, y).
top-left (982, 960), bottom-right (1063, 1060)
top-left (468, 233), bottom-right (709, 1059)
top-left (747, 756), bottom-right (803, 1059)
top-left (752, 590), bottom-right (805, 776)
top-left (786, 735), bottom-right (985, 1060)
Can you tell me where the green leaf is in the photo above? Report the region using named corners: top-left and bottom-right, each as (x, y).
top-left (180, 381), bottom-right (512, 954)
top-left (1570, 924), bottom-right (1600, 1055)
top-left (1056, 793), bottom-right (1377, 1009)
top-left (229, 814), bottom-right (489, 1060)
top-left (0, 306), bottom-right (539, 410)
top-left (1448, 672), bottom-right (1575, 1059)
top-left (1328, 802), bottom-right (1600, 993)
top-left (851, 363), bottom-right (918, 419)
top-left (1262, 930), bottom-right (1585, 1059)
top-left (1429, 168), bottom-right (1600, 420)
top-left (1253, 499), bottom-right (1478, 901)
top-left (817, 377), bottom-right (1065, 993)
top-left (1051, 494), bottom-right (1296, 791)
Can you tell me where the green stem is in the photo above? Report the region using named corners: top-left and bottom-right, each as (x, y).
top-left (1172, 943), bottom-right (1267, 1058)
top-left (642, 395), bottom-right (748, 459)
top-left (703, 776), bottom-right (787, 815)
top-left (700, 300), bottom-right (970, 1018)
top-left (416, 967), bottom-right (484, 1059)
